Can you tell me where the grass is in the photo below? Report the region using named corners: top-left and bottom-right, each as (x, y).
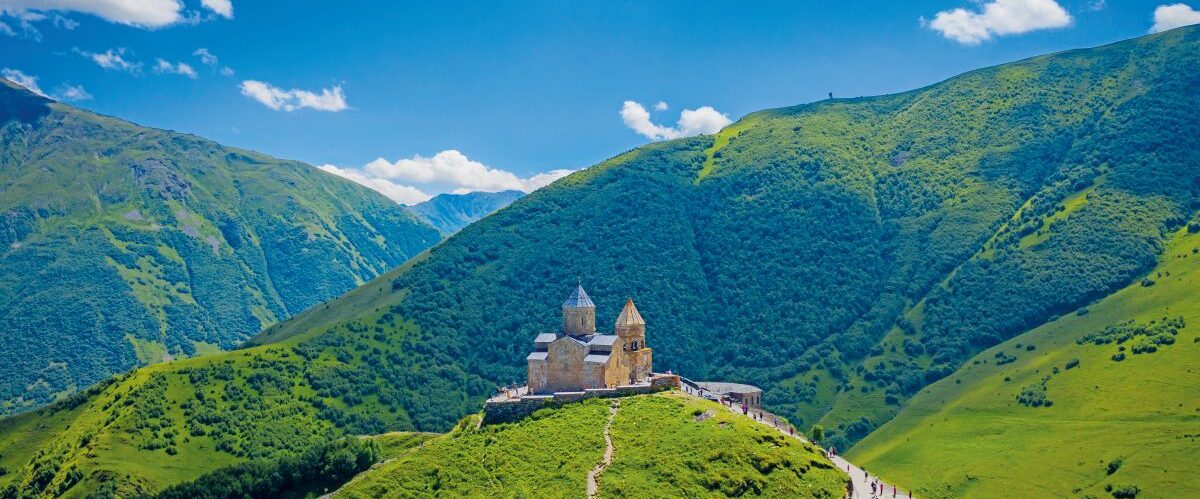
top-left (848, 227), bottom-right (1200, 498)
top-left (335, 393), bottom-right (848, 498)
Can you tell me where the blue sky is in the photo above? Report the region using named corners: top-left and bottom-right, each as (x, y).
top-left (2, 0), bottom-right (1198, 203)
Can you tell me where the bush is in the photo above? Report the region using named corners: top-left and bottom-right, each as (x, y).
top-left (1106, 457), bottom-right (1123, 475)
top-left (1109, 483), bottom-right (1140, 498)
top-left (1065, 358), bottom-right (1080, 370)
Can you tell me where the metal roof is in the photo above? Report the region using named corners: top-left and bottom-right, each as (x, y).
top-left (588, 334), bottom-right (618, 346)
top-left (695, 382), bottom-right (762, 395)
top-left (527, 352), bottom-right (548, 361)
top-left (584, 354), bottom-right (610, 364)
top-left (533, 333), bottom-right (558, 344)
top-left (562, 285), bottom-right (595, 308)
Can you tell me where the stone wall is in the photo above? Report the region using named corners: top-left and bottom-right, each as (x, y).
top-left (482, 374), bottom-right (680, 425)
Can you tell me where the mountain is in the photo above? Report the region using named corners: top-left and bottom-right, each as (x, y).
top-left (848, 226), bottom-right (1200, 498)
top-left (406, 190), bottom-right (524, 235)
top-left (0, 79), bottom-right (441, 414)
top-left (2, 26), bottom-right (1199, 497)
top-left (336, 393), bottom-right (847, 498)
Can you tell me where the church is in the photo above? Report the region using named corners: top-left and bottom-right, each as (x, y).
top-left (526, 285), bottom-right (653, 393)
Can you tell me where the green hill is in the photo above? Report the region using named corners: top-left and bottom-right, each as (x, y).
top-left (2, 26), bottom-right (1199, 497)
top-left (847, 226), bottom-right (1200, 498)
top-left (0, 79), bottom-right (440, 415)
top-left (405, 190), bottom-right (524, 235)
top-left (335, 393), bottom-right (847, 498)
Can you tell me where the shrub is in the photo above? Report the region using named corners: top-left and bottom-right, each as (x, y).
top-left (1106, 457), bottom-right (1123, 475)
top-left (1065, 358), bottom-right (1080, 369)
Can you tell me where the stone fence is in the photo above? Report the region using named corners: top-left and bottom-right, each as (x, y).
top-left (482, 374), bottom-right (680, 425)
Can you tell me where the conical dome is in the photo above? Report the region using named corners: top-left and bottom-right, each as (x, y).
top-left (562, 285), bottom-right (595, 309)
top-left (615, 299), bottom-right (644, 326)
top-left (562, 285), bottom-right (596, 335)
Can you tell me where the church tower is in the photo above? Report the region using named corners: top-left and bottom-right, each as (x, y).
top-left (615, 298), bottom-right (645, 349)
top-left (562, 285), bottom-right (596, 336)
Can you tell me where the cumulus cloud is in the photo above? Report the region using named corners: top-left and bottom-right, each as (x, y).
top-left (154, 58), bottom-right (197, 78)
top-left (200, 0), bottom-right (232, 18)
top-left (2, 67), bottom-right (45, 97)
top-left (1150, 3), bottom-right (1200, 32)
top-left (0, 0), bottom-right (186, 28)
top-left (320, 150), bottom-right (574, 205)
top-left (924, 0), bottom-right (1072, 45)
top-left (620, 100), bottom-right (732, 141)
top-left (318, 164), bottom-right (431, 205)
top-left (77, 47), bottom-right (142, 73)
top-left (239, 80), bottom-right (348, 112)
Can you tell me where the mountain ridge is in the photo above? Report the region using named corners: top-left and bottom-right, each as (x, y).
top-left (1, 26), bottom-right (1198, 497)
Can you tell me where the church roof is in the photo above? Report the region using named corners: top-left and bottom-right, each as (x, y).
top-left (615, 298), bottom-right (645, 326)
top-left (588, 334), bottom-right (618, 347)
top-left (527, 352), bottom-right (548, 361)
top-left (584, 354), bottom-right (610, 364)
top-left (533, 333), bottom-right (558, 345)
top-left (562, 285), bottom-right (595, 308)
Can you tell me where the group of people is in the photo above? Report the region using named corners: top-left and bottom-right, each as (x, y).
top-left (861, 468), bottom-right (905, 498)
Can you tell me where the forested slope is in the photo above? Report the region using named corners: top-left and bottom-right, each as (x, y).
top-left (0, 80), bottom-right (440, 414)
top-left (2, 26), bottom-right (1199, 497)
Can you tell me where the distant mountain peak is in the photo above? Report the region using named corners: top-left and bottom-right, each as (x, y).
top-left (406, 189), bottom-right (524, 235)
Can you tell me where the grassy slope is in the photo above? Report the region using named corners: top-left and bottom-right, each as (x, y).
top-left (0, 79), bottom-right (441, 413)
top-left (4, 28), bottom-right (1200, 497)
top-left (848, 228), bottom-right (1200, 498)
top-left (335, 393), bottom-right (847, 498)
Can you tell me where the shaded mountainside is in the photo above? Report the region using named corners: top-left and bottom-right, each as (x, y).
top-left (2, 27), bottom-right (1200, 497)
top-left (0, 79), bottom-right (441, 414)
top-left (335, 393), bottom-right (848, 498)
top-left (405, 190), bottom-right (523, 235)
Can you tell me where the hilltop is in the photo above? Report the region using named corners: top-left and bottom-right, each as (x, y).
top-left (0, 80), bottom-right (440, 413)
top-left (2, 26), bottom-right (1199, 497)
top-left (406, 190), bottom-right (523, 235)
top-left (335, 393), bottom-right (847, 498)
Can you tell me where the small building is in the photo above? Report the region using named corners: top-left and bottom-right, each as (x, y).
top-left (696, 382), bottom-right (763, 409)
top-left (527, 285), bottom-right (653, 393)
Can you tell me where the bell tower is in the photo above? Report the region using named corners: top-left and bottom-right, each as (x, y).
top-left (562, 284), bottom-right (596, 336)
top-left (615, 298), bottom-right (645, 349)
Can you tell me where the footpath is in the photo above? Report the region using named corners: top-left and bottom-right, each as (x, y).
top-left (679, 384), bottom-right (912, 499)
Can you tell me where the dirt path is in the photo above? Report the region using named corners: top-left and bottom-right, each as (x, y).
top-left (586, 399), bottom-right (620, 499)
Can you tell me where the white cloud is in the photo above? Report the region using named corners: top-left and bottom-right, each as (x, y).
top-left (0, 20), bottom-right (14, 36)
top-left (3, 68), bottom-right (92, 101)
top-left (318, 164), bottom-right (431, 205)
top-left (200, 0), bottom-right (231, 18)
top-left (924, 0), bottom-right (1073, 45)
top-left (55, 83), bottom-right (91, 101)
top-left (77, 47), bottom-right (142, 73)
top-left (620, 100), bottom-right (732, 141)
top-left (653, 101), bottom-right (668, 111)
top-left (1086, 0), bottom-right (1107, 12)
top-left (0, 0), bottom-right (185, 28)
top-left (1150, 3), bottom-right (1200, 33)
top-left (239, 80), bottom-right (348, 112)
top-left (319, 150), bottom-right (574, 205)
top-left (2, 67), bottom-right (45, 97)
top-left (154, 58), bottom-right (197, 78)
top-left (194, 48), bottom-right (234, 76)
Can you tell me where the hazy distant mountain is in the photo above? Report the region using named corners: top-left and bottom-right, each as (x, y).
top-left (0, 78), bottom-right (440, 414)
top-left (406, 190), bottom-right (524, 235)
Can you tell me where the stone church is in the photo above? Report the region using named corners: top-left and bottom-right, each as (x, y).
top-left (527, 285), bottom-right (653, 393)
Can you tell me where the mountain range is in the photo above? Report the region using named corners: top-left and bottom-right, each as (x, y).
top-left (0, 80), bottom-right (440, 414)
top-left (0, 26), bottom-right (1198, 498)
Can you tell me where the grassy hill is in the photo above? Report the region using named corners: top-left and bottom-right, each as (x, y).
top-left (405, 190), bottom-right (523, 235)
top-left (847, 226), bottom-right (1200, 498)
top-left (335, 392), bottom-right (847, 498)
top-left (2, 26), bottom-right (1200, 497)
top-left (0, 79), bottom-right (440, 414)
